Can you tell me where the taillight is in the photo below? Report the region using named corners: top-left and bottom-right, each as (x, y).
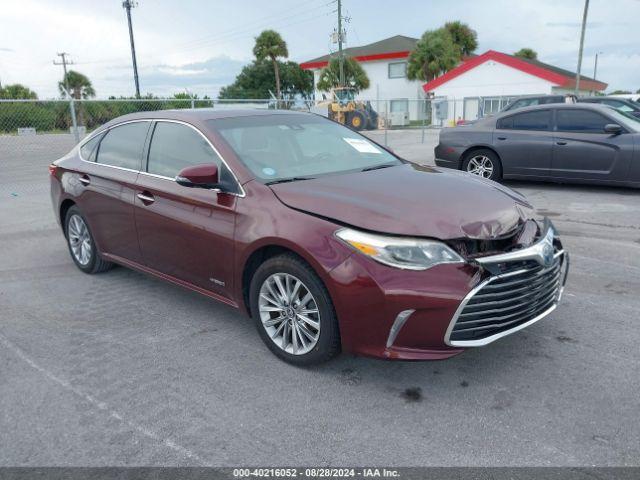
top-left (49, 164), bottom-right (58, 176)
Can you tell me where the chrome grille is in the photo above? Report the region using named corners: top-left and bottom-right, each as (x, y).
top-left (449, 255), bottom-right (564, 344)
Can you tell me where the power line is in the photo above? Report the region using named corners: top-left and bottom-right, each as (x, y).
top-left (161, 1), bottom-right (336, 56)
top-left (168, 0), bottom-right (332, 52)
top-left (62, 2), bottom-right (336, 71)
top-left (122, 0), bottom-right (141, 98)
top-left (53, 52), bottom-right (74, 96)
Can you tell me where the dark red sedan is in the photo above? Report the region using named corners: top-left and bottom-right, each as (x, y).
top-left (50, 110), bottom-right (569, 364)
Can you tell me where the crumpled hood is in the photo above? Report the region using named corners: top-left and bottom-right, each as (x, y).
top-left (269, 164), bottom-right (535, 240)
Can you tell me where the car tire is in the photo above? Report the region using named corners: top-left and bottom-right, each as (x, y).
top-left (249, 253), bottom-right (341, 365)
top-left (64, 205), bottom-right (113, 274)
top-left (462, 149), bottom-right (502, 181)
top-left (347, 111), bottom-right (366, 131)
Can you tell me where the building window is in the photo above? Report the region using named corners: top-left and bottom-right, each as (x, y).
top-left (388, 62), bottom-right (407, 79)
top-left (481, 97), bottom-right (514, 116)
top-left (390, 99), bottom-right (409, 113)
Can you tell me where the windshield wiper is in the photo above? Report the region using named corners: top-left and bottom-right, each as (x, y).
top-left (361, 163), bottom-right (397, 172)
top-left (265, 176), bottom-right (315, 185)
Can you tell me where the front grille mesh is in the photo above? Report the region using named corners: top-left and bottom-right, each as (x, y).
top-left (449, 255), bottom-right (565, 343)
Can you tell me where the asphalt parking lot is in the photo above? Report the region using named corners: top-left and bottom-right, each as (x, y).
top-left (1, 130), bottom-right (639, 466)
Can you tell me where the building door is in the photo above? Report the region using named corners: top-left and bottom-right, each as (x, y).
top-left (463, 98), bottom-right (479, 121)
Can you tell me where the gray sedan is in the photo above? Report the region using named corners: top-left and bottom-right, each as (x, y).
top-left (434, 104), bottom-right (640, 188)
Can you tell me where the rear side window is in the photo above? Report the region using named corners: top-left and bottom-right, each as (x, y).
top-left (556, 109), bottom-right (609, 133)
top-left (497, 110), bottom-right (550, 131)
top-left (80, 134), bottom-right (102, 162)
top-left (147, 122), bottom-right (223, 178)
top-left (96, 122), bottom-right (149, 170)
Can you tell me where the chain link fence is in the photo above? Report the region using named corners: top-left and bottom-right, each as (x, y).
top-left (0, 97), bottom-right (444, 197)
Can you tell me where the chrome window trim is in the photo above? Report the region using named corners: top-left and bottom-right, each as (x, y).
top-left (147, 119), bottom-right (245, 197)
top-left (78, 118), bottom-right (245, 197)
top-left (77, 119), bottom-right (152, 165)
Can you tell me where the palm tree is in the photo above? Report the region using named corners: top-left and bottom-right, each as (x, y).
top-left (444, 21), bottom-right (478, 57)
top-left (316, 57), bottom-right (370, 93)
top-left (253, 30), bottom-right (288, 100)
top-left (58, 70), bottom-right (95, 127)
top-left (514, 48), bottom-right (538, 60)
top-left (58, 70), bottom-right (95, 99)
top-left (407, 28), bottom-right (460, 82)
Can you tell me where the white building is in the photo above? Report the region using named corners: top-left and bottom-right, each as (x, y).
top-left (301, 35), bottom-right (426, 124)
top-left (423, 50), bottom-right (608, 125)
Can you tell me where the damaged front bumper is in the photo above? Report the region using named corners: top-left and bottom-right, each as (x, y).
top-left (327, 218), bottom-right (569, 360)
top-left (444, 219), bottom-right (569, 347)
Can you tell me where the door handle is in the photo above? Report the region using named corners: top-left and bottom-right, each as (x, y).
top-left (556, 141), bottom-right (567, 146)
top-left (79, 174), bottom-right (90, 186)
top-left (137, 191), bottom-right (155, 204)
top-left (497, 136), bottom-right (507, 140)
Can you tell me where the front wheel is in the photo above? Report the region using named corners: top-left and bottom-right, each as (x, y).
top-left (249, 254), bottom-right (340, 365)
top-left (462, 149), bottom-right (502, 181)
top-left (347, 111), bottom-right (366, 131)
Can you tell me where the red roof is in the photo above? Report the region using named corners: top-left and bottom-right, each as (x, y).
top-left (423, 50), bottom-right (608, 92)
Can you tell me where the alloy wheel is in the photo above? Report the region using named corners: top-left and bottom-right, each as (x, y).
top-left (258, 273), bottom-right (320, 355)
top-left (466, 155), bottom-right (494, 179)
top-left (67, 214), bottom-right (92, 266)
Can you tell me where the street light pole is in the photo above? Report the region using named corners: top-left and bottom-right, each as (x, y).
top-left (574, 0), bottom-right (590, 95)
top-left (122, 0), bottom-right (141, 98)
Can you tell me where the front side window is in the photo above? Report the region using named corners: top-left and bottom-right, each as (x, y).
top-left (497, 110), bottom-right (550, 131)
top-left (96, 122), bottom-right (149, 170)
top-left (210, 114), bottom-right (401, 183)
top-left (147, 122), bottom-right (222, 178)
top-left (556, 109), bottom-right (609, 133)
top-left (602, 100), bottom-right (635, 113)
top-left (388, 62), bottom-right (407, 79)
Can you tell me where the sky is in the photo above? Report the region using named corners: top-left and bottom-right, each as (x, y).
top-left (0, 0), bottom-right (638, 99)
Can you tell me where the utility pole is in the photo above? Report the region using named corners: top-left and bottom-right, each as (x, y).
top-left (593, 51), bottom-right (602, 80)
top-left (337, 0), bottom-right (344, 87)
top-left (574, 0), bottom-right (589, 95)
top-left (122, 0), bottom-right (141, 98)
top-left (53, 52), bottom-right (73, 96)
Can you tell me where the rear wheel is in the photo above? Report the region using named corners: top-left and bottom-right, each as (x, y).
top-left (462, 149), bottom-right (502, 181)
top-left (64, 206), bottom-right (113, 274)
top-left (249, 254), bottom-right (340, 365)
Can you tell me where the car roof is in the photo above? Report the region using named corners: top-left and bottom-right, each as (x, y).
top-left (581, 96), bottom-right (634, 102)
top-left (493, 102), bottom-right (616, 118)
top-left (100, 108), bottom-right (309, 130)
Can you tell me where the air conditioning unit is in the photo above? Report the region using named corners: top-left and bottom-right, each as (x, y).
top-left (390, 111), bottom-right (409, 126)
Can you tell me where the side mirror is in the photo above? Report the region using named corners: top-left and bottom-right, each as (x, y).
top-left (604, 123), bottom-right (623, 135)
top-left (175, 163), bottom-right (220, 189)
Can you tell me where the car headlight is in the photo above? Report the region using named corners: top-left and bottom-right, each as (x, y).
top-left (335, 228), bottom-right (464, 271)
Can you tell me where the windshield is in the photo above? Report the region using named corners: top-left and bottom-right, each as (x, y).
top-left (209, 114), bottom-right (401, 183)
